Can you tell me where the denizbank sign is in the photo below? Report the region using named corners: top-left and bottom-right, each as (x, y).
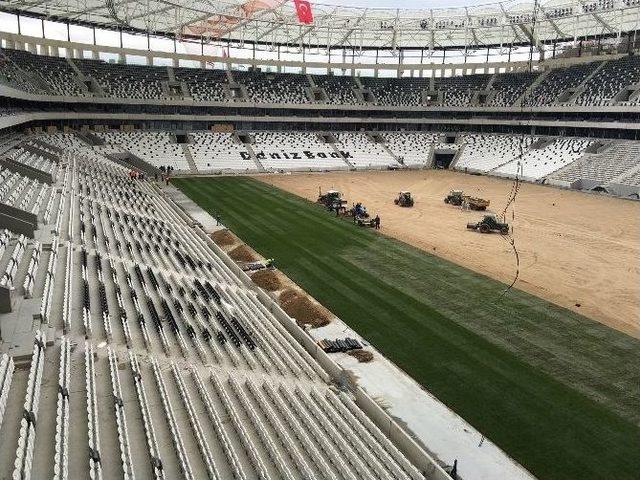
top-left (240, 150), bottom-right (353, 160)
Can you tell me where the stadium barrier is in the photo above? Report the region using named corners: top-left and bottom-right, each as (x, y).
top-left (353, 387), bottom-right (451, 479)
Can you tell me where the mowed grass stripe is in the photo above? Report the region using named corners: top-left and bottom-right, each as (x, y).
top-left (174, 176), bottom-right (640, 480)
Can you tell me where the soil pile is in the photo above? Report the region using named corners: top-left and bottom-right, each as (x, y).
top-left (211, 229), bottom-right (237, 247)
top-left (251, 270), bottom-right (282, 291)
top-left (229, 245), bottom-right (258, 262)
top-left (348, 350), bottom-right (374, 362)
top-left (279, 288), bottom-right (332, 328)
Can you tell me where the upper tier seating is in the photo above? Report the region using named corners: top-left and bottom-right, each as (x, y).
top-left (524, 61), bottom-right (602, 106)
top-left (235, 71), bottom-right (310, 104)
top-left (174, 67), bottom-right (228, 101)
top-left (2, 47), bottom-right (640, 108)
top-left (436, 74), bottom-right (491, 106)
top-left (576, 56), bottom-right (640, 106)
top-left (2, 49), bottom-right (84, 96)
top-left (312, 75), bottom-right (361, 105)
top-left (76, 59), bottom-right (167, 99)
top-left (360, 77), bottom-right (429, 106)
top-left (0, 50), bottom-right (47, 94)
top-left (489, 71), bottom-right (539, 106)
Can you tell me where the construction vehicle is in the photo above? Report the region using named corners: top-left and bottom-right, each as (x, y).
top-left (394, 191), bottom-right (414, 207)
top-left (462, 196), bottom-right (490, 211)
top-left (317, 189), bottom-right (347, 213)
top-left (444, 190), bottom-right (489, 210)
top-left (346, 202), bottom-right (369, 218)
top-left (355, 215), bottom-right (375, 228)
top-left (467, 215), bottom-right (509, 234)
top-left (444, 190), bottom-right (464, 206)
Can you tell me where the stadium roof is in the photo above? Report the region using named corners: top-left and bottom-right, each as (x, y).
top-left (1, 0), bottom-right (639, 50)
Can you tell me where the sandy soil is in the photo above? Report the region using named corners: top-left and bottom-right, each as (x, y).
top-left (258, 169), bottom-right (640, 338)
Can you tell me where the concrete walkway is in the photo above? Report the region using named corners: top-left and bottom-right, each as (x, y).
top-left (159, 182), bottom-right (224, 233)
top-left (311, 319), bottom-right (537, 480)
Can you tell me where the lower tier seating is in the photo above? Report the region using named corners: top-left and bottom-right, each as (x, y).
top-left (0, 131), bottom-right (437, 480)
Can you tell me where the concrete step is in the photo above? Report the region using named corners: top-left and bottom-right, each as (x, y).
top-left (328, 142), bottom-right (354, 169)
top-left (514, 70), bottom-right (549, 107)
top-left (181, 144), bottom-right (198, 173)
top-left (244, 144), bottom-right (266, 172)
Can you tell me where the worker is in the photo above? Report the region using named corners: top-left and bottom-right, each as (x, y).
top-left (374, 214), bottom-right (380, 230)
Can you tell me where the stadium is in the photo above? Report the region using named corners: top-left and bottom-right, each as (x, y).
top-left (0, 0), bottom-right (638, 478)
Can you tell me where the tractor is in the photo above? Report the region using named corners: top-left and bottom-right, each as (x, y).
top-left (346, 202), bottom-right (369, 218)
top-left (355, 215), bottom-right (375, 228)
top-left (444, 190), bottom-right (489, 210)
top-left (394, 191), bottom-right (414, 207)
top-left (444, 190), bottom-right (464, 206)
top-left (467, 215), bottom-right (510, 235)
top-left (317, 189), bottom-right (347, 213)
top-left (462, 196), bottom-right (490, 211)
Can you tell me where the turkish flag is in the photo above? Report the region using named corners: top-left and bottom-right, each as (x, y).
top-left (293, 0), bottom-right (313, 24)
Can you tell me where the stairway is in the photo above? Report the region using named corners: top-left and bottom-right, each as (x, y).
top-left (65, 57), bottom-right (83, 76)
top-left (328, 142), bottom-right (355, 169)
top-left (180, 144), bottom-right (198, 173)
top-left (74, 130), bottom-right (104, 146)
top-left (307, 74), bottom-right (316, 87)
top-left (579, 60), bottom-right (608, 88)
top-left (244, 144), bottom-right (266, 172)
top-left (167, 66), bottom-right (176, 82)
top-left (381, 143), bottom-right (404, 167)
top-left (485, 73), bottom-right (499, 90)
top-left (371, 135), bottom-right (404, 167)
top-left (514, 70), bottom-right (549, 106)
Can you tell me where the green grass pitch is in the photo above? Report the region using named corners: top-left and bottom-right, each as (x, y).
top-left (173, 176), bottom-right (640, 480)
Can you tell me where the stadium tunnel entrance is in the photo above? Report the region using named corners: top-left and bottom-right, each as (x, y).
top-left (433, 152), bottom-right (455, 169)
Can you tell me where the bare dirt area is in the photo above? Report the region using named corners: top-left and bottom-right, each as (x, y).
top-left (258, 169), bottom-right (640, 338)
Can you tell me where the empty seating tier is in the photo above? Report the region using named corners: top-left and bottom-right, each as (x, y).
top-left (3, 47), bottom-right (639, 108)
top-left (0, 131), bottom-right (441, 480)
